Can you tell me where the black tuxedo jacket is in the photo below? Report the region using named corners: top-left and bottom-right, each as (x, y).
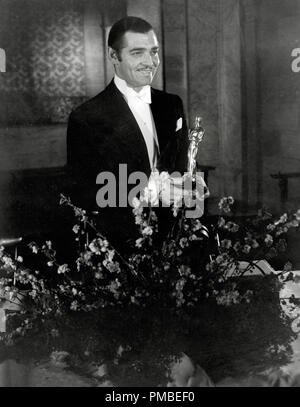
top-left (66, 80), bottom-right (188, 250)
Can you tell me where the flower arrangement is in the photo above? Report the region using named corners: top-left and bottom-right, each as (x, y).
top-left (1, 174), bottom-right (300, 337)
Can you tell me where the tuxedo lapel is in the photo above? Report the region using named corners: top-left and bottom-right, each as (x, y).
top-left (150, 89), bottom-right (170, 154)
top-left (150, 88), bottom-right (179, 173)
top-left (103, 81), bottom-right (151, 175)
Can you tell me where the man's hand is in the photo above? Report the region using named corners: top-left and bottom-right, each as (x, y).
top-left (160, 174), bottom-right (209, 208)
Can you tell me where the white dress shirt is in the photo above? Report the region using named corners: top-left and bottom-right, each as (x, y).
top-left (114, 74), bottom-right (160, 169)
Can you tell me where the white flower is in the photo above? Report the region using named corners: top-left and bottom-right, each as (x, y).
top-left (159, 171), bottom-right (170, 183)
top-left (132, 197), bottom-right (141, 209)
top-left (179, 237), bottom-right (188, 248)
top-left (172, 206), bottom-right (179, 217)
top-left (218, 217), bottom-right (226, 228)
top-left (2, 255), bottom-right (15, 269)
top-left (264, 234), bottom-right (273, 246)
top-left (107, 249), bottom-right (115, 262)
top-left (143, 170), bottom-right (169, 206)
top-left (135, 238), bottom-right (144, 248)
top-left (242, 244), bottom-right (251, 254)
top-left (89, 241), bottom-right (100, 254)
top-left (274, 213), bottom-right (288, 226)
top-left (72, 225), bottom-right (80, 234)
top-left (131, 296), bottom-right (138, 304)
top-left (142, 226), bottom-right (153, 236)
top-left (218, 196), bottom-right (234, 213)
top-left (134, 212), bottom-right (143, 225)
top-left (143, 184), bottom-right (159, 206)
top-left (192, 220), bottom-right (202, 231)
top-left (70, 301), bottom-right (78, 311)
top-left (29, 290), bottom-right (37, 299)
top-left (45, 240), bottom-right (52, 249)
top-left (216, 255), bottom-right (225, 264)
top-left (57, 264), bottom-right (69, 274)
top-left (225, 221), bottom-right (239, 233)
top-left (101, 240), bottom-right (109, 252)
top-left (31, 245), bottom-right (38, 254)
top-left (83, 252), bottom-right (92, 262)
top-left (216, 289), bottom-right (240, 306)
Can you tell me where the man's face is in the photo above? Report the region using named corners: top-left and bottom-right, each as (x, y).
top-left (113, 30), bottom-right (160, 90)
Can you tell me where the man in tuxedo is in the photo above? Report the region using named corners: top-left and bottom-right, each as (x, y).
top-left (67, 16), bottom-right (189, 251)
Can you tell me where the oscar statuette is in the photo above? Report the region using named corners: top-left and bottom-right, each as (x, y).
top-left (187, 116), bottom-right (205, 179)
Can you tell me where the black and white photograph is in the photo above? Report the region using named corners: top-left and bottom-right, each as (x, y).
top-left (1, 0), bottom-right (300, 390)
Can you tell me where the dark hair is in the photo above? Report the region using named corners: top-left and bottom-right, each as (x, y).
top-left (108, 16), bottom-right (153, 52)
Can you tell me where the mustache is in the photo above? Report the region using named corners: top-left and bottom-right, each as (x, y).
top-left (137, 66), bottom-right (157, 70)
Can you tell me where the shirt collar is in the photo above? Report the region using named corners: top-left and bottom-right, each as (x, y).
top-left (114, 74), bottom-right (152, 104)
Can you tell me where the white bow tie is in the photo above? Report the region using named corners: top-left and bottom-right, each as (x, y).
top-left (127, 86), bottom-right (151, 104)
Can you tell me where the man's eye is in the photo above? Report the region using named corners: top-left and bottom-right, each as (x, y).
top-left (151, 50), bottom-right (159, 56)
top-left (132, 51), bottom-right (143, 56)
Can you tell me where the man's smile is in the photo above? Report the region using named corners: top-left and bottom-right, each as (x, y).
top-left (137, 69), bottom-right (155, 78)
top-left (113, 31), bottom-right (160, 89)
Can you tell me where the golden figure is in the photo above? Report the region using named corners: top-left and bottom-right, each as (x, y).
top-left (187, 116), bottom-right (205, 178)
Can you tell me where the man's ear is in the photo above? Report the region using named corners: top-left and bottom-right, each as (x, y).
top-left (108, 47), bottom-right (119, 66)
